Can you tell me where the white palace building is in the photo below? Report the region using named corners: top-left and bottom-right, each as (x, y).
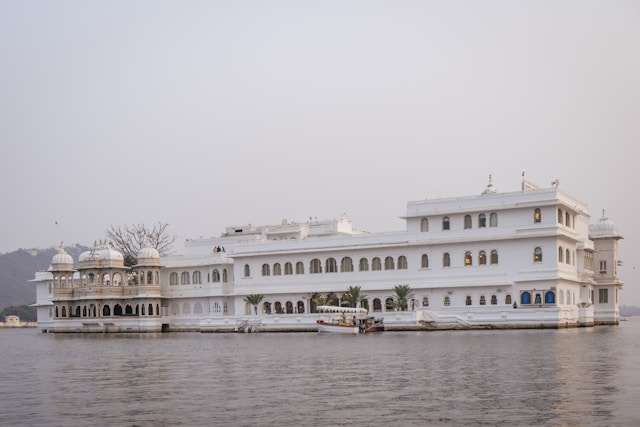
top-left (29, 177), bottom-right (624, 333)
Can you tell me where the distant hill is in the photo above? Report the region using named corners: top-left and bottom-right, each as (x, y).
top-left (1, 304), bottom-right (36, 322)
top-left (0, 245), bottom-right (88, 311)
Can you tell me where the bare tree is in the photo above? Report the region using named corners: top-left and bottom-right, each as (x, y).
top-left (106, 222), bottom-right (175, 266)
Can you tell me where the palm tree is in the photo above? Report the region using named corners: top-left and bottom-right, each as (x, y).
top-left (343, 285), bottom-right (367, 308)
top-left (243, 294), bottom-right (264, 315)
top-left (392, 285), bottom-right (413, 312)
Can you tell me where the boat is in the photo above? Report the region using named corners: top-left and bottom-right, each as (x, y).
top-left (316, 305), bottom-right (384, 334)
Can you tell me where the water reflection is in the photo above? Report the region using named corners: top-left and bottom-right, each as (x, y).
top-left (1, 321), bottom-right (639, 426)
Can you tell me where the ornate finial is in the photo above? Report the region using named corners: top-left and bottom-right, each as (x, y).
top-left (602, 208), bottom-right (607, 219)
top-left (481, 173), bottom-right (497, 195)
top-left (551, 179), bottom-right (559, 189)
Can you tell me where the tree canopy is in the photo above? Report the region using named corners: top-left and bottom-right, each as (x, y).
top-left (106, 222), bottom-right (175, 266)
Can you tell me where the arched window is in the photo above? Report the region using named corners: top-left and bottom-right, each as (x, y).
top-left (182, 302), bottom-right (191, 315)
top-left (443, 296), bottom-right (450, 307)
top-left (102, 305), bottom-right (110, 316)
top-left (62, 306), bottom-right (67, 317)
top-left (465, 296), bottom-right (472, 306)
top-left (565, 248), bottom-right (570, 265)
top-left (491, 295), bottom-right (497, 305)
top-left (244, 264), bottom-right (250, 277)
top-left (534, 208), bottom-right (542, 223)
top-left (397, 256), bottom-right (408, 270)
top-left (125, 304), bottom-right (133, 315)
top-left (534, 247), bottom-right (543, 263)
top-left (340, 257), bottom-right (353, 272)
top-left (139, 272), bottom-right (145, 285)
top-left (534, 293), bottom-right (542, 304)
top-left (360, 299), bottom-right (369, 311)
top-left (420, 217), bottom-right (429, 232)
top-left (285, 301), bottom-right (294, 314)
top-left (505, 294), bottom-right (512, 305)
top-left (565, 212), bottom-right (571, 227)
top-left (148, 304), bottom-right (154, 316)
top-left (443, 253), bottom-right (451, 267)
top-left (169, 272), bottom-right (178, 285)
top-left (464, 251), bottom-right (473, 267)
top-left (385, 297), bottom-right (395, 311)
top-left (55, 306), bottom-right (59, 318)
top-left (181, 272), bottom-right (190, 285)
top-left (521, 291), bottom-right (531, 305)
top-left (155, 272), bottom-right (159, 284)
top-left (373, 298), bottom-right (382, 312)
top-left (310, 259), bottom-right (322, 274)
top-left (262, 264), bottom-right (270, 276)
top-left (295, 261), bottom-right (304, 274)
top-left (558, 247), bottom-right (564, 263)
top-left (325, 258), bottom-right (337, 273)
top-left (479, 295), bottom-right (486, 305)
top-left (273, 263), bottom-right (282, 276)
top-left (212, 269), bottom-right (221, 282)
top-left (88, 273), bottom-right (95, 284)
top-left (384, 256), bottom-right (395, 270)
top-left (113, 273), bottom-right (125, 286)
top-left (442, 216), bottom-right (450, 230)
top-left (490, 212), bottom-right (498, 227)
top-left (156, 304), bottom-right (160, 316)
top-left (222, 269), bottom-right (228, 283)
top-left (263, 302), bottom-right (272, 314)
top-left (478, 250), bottom-right (487, 265)
top-left (422, 297), bottom-right (429, 307)
top-left (490, 249), bottom-right (498, 265)
top-left (421, 254), bottom-right (429, 269)
top-left (284, 262), bottom-right (293, 275)
top-left (297, 301), bottom-right (305, 314)
top-left (557, 208), bottom-right (563, 224)
top-left (464, 215), bottom-right (472, 229)
top-left (478, 213), bottom-right (487, 228)
top-left (75, 306), bottom-right (81, 317)
top-left (147, 271), bottom-right (153, 285)
top-left (192, 271), bottom-right (201, 284)
top-left (359, 258), bottom-right (369, 271)
top-left (545, 291), bottom-right (555, 304)
top-left (114, 304), bottom-right (123, 316)
top-left (141, 304), bottom-right (145, 316)
top-left (372, 257), bottom-right (382, 271)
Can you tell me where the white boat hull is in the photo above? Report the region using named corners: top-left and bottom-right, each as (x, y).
top-left (317, 323), bottom-right (359, 334)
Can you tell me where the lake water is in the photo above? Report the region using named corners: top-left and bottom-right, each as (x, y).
top-left (1, 320), bottom-right (640, 426)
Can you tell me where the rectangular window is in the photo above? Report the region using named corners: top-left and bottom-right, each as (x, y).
top-left (599, 260), bottom-right (607, 274)
top-left (598, 288), bottom-right (608, 304)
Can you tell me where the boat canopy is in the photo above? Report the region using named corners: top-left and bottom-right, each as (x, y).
top-left (316, 305), bottom-right (368, 314)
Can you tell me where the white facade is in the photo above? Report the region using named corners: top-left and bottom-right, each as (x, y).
top-left (29, 179), bottom-right (624, 333)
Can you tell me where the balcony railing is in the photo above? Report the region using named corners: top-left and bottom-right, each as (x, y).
top-left (53, 285), bottom-right (161, 299)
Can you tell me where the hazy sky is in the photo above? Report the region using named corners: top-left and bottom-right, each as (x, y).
top-left (1, 1), bottom-right (638, 301)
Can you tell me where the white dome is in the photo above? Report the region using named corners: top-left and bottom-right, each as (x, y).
top-left (78, 245), bottom-right (124, 263)
top-left (137, 247), bottom-right (160, 259)
top-left (590, 210), bottom-right (622, 239)
top-left (51, 248), bottom-right (73, 266)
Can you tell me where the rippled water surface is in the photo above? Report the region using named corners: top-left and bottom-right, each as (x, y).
top-left (2, 320), bottom-right (640, 426)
